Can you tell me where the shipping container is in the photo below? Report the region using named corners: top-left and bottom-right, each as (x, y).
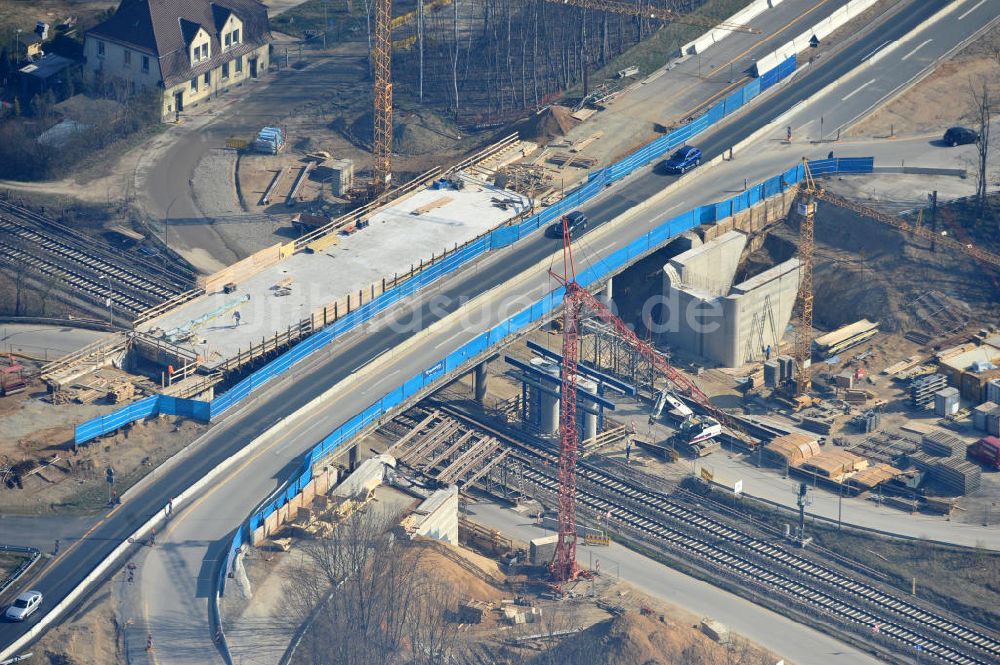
top-left (968, 436), bottom-right (1000, 470)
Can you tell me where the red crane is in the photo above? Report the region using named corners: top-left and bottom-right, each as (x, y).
top-left (549, 216), bottom-right (756, 583)
top-left (550, 215), bottom-right (583, 583)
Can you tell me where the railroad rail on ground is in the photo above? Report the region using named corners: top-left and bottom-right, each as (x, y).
top-left (411, 404), bottom-right (1000, 665)
top-left (0, 200), bottom-right (195, 318)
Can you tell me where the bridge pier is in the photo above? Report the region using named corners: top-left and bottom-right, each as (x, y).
top-left (473, 362), bottom-right (489, 403)
top-left (348, 443), bottom-right (359, 471)
top-left (602, 276), bottom-right (613, 300)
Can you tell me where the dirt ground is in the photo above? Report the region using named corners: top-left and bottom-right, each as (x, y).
top-left (0, 374), bottom-right (207, 514)
top-left (22, 572), bottom-right (126, 665)
top-left (850, 24), bottom-right (1000, 138)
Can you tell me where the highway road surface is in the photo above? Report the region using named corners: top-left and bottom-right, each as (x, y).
top-left (2, 0), bottom-right (996, 660)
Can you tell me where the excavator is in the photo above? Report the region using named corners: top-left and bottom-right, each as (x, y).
top-left (648, 387), bottom-right (723, 456)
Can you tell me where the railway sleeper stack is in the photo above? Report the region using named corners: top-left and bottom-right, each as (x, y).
top-left (933, 458), bottom-right (981, 495)
top-left (922, 431), bottom-right (967, 457)
top-left (910, 374), bottom-right (947, 409)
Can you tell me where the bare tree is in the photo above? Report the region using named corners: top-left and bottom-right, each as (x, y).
top-left (969, 76), bottom-right (993, 219)
top-left (283, 508), bottom-right (462, 665)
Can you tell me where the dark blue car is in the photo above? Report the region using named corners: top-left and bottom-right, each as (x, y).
top-left (659, 146), bottom-right (702, 174)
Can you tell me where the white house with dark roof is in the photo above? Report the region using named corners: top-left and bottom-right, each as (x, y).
top-left (83, 0), bottom-right (272, 119)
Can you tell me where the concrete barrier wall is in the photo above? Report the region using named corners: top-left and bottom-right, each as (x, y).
top-left (680, 0), bottom-right (779, 56)
top-left (755, 0), bottom-right (879, 76)
top-left (199, 243), bottom-right (284, 293)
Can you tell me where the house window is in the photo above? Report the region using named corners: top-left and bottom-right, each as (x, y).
top-left (225, 32), bottom-right (232, 48)
top-left (204, 71), bottom-right (210, 86)
top-left (124, 49), bottom-right (131, 66)
top-left (235, 56), bottom-right (242, 73)
top-left (97, 40), bottom-right (105, 57)
top-left (191, 77), bottom-right (198, 92)
top-left (142, 55), bottom-right (149, 73)
top-left (222, 61), bottom-right (229, 79)
top-left (232, 28), bottom-right (239, 44)
top-left (202, 43), bottom-right (209, 60)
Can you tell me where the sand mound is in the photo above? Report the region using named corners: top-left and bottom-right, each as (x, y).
top-left (537, 611), bottom-right (742, 665)
top-left (346, 110), bottom-right (461, 155)
top-left (519, 105), bottom-right (580, 143)
top-left (411, 539), bottom-right (506, 602)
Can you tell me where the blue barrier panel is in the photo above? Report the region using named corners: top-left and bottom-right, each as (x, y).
top-left (743, 77), bottom-right (761, 103)
top-left (697, 205), bottom-right (716, 225)
top-left (159, 396), bottom-right (211, 420)
top-left (715, 201), bottom-right (732, 220)
top-left (776, 55), bottom-right (796, 81)
top-left (490, 226), bottom-right (518, 249)
top-left (836, 157), bottom-right (874, 174)
top-left (724, 88), bottom-right (744, 116)
top-left (759, 68), bottom-right (779, 90)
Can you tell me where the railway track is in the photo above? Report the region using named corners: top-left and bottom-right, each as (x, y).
top-left (428, 404), bottom-right (1000, 665)
top-left (0, 238), bottom-right (150, 314)
top-left (0, 205), bottom-right (193, 316)
top-left (0, 199), bottom-right (193, 289)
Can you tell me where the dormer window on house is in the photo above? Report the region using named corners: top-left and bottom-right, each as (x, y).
top-left (193, 42), bottom-right (209, 63)
top-left (224, 28), bottom-right (240, 49)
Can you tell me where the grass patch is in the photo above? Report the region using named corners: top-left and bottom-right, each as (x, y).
top-left (685, 480), bottom-right (1000, 631)
top-left (0, 551), bottom-right (32, 580)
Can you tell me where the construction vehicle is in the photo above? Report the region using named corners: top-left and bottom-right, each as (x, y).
top-left (672, 414), bottom-right (722, 456)
top-left (649, 387), bottom-right (692, 424)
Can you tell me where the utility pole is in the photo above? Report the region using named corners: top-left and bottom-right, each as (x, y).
top-left (929, 190), bottom-right (938, 252)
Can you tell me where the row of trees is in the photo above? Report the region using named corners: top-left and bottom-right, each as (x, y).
top-left (382, 0), bottom-right (713, 122)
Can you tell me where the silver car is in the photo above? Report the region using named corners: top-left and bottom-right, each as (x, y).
top-left (5, 590), bottom-right (42, 621)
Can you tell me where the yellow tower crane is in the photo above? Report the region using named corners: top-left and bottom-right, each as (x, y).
top-left (793, 158), bottom-right (1000, 396)
top-left (373, 0), bottom-right (393, 195)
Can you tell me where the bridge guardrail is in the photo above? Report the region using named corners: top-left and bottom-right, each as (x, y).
top-left (74, 54), bottom-right (800, 446)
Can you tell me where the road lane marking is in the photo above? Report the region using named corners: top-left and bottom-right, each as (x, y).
top-left (351, 348), bottom-right (388, 372)
top-left (900, 39), bottom-right (934, 60)
top-left (861, 41), bottom-right (891, 61)
top-left (959, 0), bottom-right (986, 20)
top-left (841, 78), bottom-right (876, 101)
top-left (900, 39), bottom-right (933, 61)
top-left (433, 329), bottom-right (466, 349)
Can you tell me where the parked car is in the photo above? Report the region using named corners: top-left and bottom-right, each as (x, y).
top-left (943, 127), bottom-right (978, 146)
top-left (659, 146), bottom-right (702, 174)
top-left (546, 210), bottom-right (588, 238)
top-left (5, 590), bottom-right (42, 621)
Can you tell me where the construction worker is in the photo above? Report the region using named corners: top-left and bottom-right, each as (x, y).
top-left (149, 528), bottom-right (156, 547)
top-left (53, 539), bottom-right (60, 556)
top-left (146, 633), bottom-right (153, 651)
top-left (786, 126), bottom-right (792, 142)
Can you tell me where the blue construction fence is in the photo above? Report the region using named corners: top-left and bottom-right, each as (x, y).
top-left (220, 155), bottom-right (875, 587)
top-left (75, 55), bottom-right (803, 446)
